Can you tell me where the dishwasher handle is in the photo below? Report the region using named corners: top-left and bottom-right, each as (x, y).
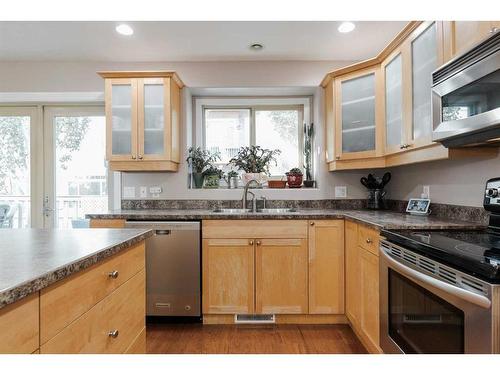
top-left (155, 229), bottom-right (171, 235)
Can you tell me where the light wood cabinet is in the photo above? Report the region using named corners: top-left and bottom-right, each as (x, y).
top-left (322, 21), bottom-right (498, 171)
top-left (255, 238), bottom-right (308, 314)
top-left (0, 294), bottom-right (39, 354)
top-left (360, 247), bottom-right (380, 352)
top-left (99, 71), bottom-right (184, 172)
top-left (202, 238), bottom-right (255, 314)
top-left (444, 21), bottom-right (500, 59)
top-left (308, 220), bottom-right (344, 314)
top-left (345, 220), bottom-right (360, 326)
top-left (344, 220), bottom-right (381, 353)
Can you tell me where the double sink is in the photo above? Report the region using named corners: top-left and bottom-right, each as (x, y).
top-left (212, 208), bottom-right (299, 214)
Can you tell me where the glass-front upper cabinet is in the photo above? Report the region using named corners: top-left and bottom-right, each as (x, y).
top-left (335, 66), bottom-right (381, 160)
top-left (100, 71), bottom-right (183, 172)
top-left (410, 22), bottom-right (439, 147)
top-left (383, 52), bottom-right (404, 154)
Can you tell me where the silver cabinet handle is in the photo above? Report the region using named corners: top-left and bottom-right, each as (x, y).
top-left (108, 270), bottom-right (119, 279)
top-left (131, 155), bottom-right (136, 160)
top-left (256, 240), bottom-right (261, 246)
top-left (249, 240), bottom-right (254, 245)
top-left (138, 155), bottom-right (143, 160)
top-left (310, 222), bottom-right (315, 226)
top-left (380, 248), bottom-right (491, 309)
top-left (366, 238), bottom-right (372, 244)
top-left (108, 330), bottom-right (119, 338)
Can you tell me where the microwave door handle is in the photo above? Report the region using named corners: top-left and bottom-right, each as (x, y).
top-left (381, 249), bottom-right (491, 309)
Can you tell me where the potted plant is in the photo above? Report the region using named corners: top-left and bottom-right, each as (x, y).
top-left (224, 170), bottom-right (239, 189)
top-left (303, 123), bottom-right (315, 188)
top-left (286, 167), bottom-right (303, 188)
top-left (186, 147), bottom-right (220, 188)
top-left (203, 166), bottom-right (224, 189)
top-left (229, 145), bottom-right (281, 186)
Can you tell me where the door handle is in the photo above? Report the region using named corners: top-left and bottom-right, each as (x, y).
top-left (155, 229), bottom-right (171, 235)
top-left (380, 247), bottom-right (491, 309)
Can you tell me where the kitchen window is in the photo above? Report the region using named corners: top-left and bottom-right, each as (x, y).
top-left (203, 105), bottom-right (304, 176)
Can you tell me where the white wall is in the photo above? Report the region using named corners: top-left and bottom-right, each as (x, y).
top-left (385, 154), bottom-right (500, 207)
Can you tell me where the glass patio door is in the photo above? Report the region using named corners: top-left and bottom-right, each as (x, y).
top-left (0, 107), bottom-right (40, 228)
top-left (43, 107), bottom-right (108, 228)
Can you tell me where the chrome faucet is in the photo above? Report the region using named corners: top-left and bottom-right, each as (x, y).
top-left (242, 179), bottom-right (258, 212)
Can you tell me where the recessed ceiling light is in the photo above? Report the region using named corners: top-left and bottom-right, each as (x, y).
top-left (116, 24), bottom-right (134, 36)
top-left (250, 43), bottom-right (264, 51)
top-left (338, 22), bottom-right (356, 33)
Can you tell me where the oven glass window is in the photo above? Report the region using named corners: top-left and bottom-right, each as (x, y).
top-left (442, 69), bottom-right (500, 122)
top-left (389, 270), bottom-right (465, 353)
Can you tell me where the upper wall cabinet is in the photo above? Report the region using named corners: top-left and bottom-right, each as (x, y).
top-left (443, 21), bottom-right (500, 60)
top-left (99, 71), bottom-right (184, 172)
top-left (322, 21), bottom-right (498, 171)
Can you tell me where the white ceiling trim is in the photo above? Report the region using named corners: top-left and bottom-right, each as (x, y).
top-left (0, 91), bottom-right (104, 103)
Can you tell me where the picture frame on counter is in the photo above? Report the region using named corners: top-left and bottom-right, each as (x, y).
top-left (406, 198), bottom-right (431, 215)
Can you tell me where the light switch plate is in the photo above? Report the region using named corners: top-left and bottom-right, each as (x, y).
top-left (422, 185), bottom-right (430, 199)
top-left (149, 186), bottom-right (162, 194)
top-left (123, 186), bottom-right (136, 199)
top-left (335, 186), bottom-right (347, 198)
top-left (140, 186), bottom-right (148, 198)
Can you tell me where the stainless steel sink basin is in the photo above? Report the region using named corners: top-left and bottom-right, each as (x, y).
top-left (212, 208), bottom-right (252, 214)
top-left (257, 208), bottom-right (299, 213)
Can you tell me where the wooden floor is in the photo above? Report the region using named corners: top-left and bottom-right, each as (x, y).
top-left (146, 323), bottom-right (367, 354)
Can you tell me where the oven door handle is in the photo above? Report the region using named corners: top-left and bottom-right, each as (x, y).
top-left (381, 249), bottom-right (492, 309)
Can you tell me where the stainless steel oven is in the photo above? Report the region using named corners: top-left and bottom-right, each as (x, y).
top-left (432, 30), bottom-right (500, 147)
top-left (379, 240), bottom-right (495, 354)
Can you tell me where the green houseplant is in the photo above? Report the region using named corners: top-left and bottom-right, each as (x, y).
top-left (229, 146), bottom-right (281, 186)
top-left (203, 166), bottom-right (224, 189)
top-left (303, 123), bottom-right (315, 188)
top-left (186, 147), bottom-right (220, 188)
top-left (286, 167), bottom-right (303, 188)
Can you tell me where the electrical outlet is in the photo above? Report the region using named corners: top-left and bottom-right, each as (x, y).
top-left (335, 186), bottom-right (347, 198)
top-left (422, 185), bottom-right (430, 199)
top-left (149, 186), bottom-right (162, 195)
top-left (123, 186), bottom-right (136, 199)
top-left (140, 186), bottom-right (148, 198)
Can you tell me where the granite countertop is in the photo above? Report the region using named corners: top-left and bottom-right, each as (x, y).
top-left (0, 228), bottom-right (153, 309)
top-left (86, 209), bottom-right (486, 230)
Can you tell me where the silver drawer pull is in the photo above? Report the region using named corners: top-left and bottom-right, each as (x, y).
top-left (108, 330), bottom-right (119, 339)
top-left (108, 270), bottom-right (119, 279)
top-left (366, 238), bottom-right (372, 244)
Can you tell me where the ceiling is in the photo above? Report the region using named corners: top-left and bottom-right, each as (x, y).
top-left (0, 21), bottom-right (408, 62)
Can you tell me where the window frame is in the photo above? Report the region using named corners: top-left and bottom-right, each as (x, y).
top-left (201, 103), bottom-right (305, 176)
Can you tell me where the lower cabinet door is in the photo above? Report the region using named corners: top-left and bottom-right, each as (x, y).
top-left (345, 221), bottom-right (361, 326)
top-left (202, 239), bottom-right (255, 314)
top-left (255, 238), bottom-right (308, 314)
top-left (308, 220), bottom-right (345, 314)
top-left (360, 248), bottom-right (380, 350)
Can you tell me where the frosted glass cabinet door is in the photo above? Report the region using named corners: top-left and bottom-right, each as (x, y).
top-left (143, 83), bottom-right (165, 156)
top-left (385, 54), bottom-right (403, 151)
top-left (111, 84), bottom-right (133, 156)
top-left (412, 22), bottom-right (437, 142)
top-left (341, 73), bottom-right (376, 154)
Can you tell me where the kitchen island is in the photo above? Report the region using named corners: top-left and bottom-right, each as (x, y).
top-left (0, 228), bottom-right (153, 354)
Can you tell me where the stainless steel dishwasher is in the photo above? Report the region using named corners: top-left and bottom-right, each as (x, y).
top-left (125, 221), bottom-right (201, 317)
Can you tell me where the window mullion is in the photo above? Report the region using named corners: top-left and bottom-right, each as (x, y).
top-left (250, 107), bottom-right (256, 146)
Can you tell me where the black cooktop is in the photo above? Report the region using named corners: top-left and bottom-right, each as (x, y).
top-left (381, 229), bottom-right (500, 283)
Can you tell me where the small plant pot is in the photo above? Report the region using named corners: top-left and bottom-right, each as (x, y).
top-left (268, 180), bottom-right (287, 188)
top-left (286, 173), bottom-right (303, 188)
top-left (204, 175), bottom-right (220, 189)
top-left (303, 180), bottom-right (315, 188)
top-left (192, 173), bottom-right (205, 189)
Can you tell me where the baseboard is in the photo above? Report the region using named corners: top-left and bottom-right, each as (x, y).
top-left (203, 314), bottom-right (348, 325)
top-left (347, 319), bottom-right (383, 354)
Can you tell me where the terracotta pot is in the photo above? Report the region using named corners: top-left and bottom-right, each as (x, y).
top-left (268, 180), bottom-right (287, 188)
top-left (286, 173), bottom-right (303, 188)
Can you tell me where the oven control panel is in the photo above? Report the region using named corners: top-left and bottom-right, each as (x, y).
top-left (484, 177), bottom-right (500, 212)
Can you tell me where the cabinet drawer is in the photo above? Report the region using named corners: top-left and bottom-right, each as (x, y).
top-left (41, 269), bottom-right (145, 354)
top-left (40, 241), bottom-right (145, 343)
top-left (203, 220), bottom-right (308, 239)
top-left (358, 225), bottom-right (380, 256)
top-left (0, 293), bottom-right (39, 354)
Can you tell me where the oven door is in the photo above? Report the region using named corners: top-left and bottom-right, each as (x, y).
top-left (379, 243), bottom-right (493, 354)
top-left (432, 47), bottom-right (500, 146)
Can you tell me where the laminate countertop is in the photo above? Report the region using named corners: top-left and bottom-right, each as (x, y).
top-left (0, 228), bottom-right (153, 309)
top-left (86, 209), bottom-right (486, 231)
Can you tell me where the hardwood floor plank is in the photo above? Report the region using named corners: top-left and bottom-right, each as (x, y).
top-left (146, 324), bottom-right (367, 354)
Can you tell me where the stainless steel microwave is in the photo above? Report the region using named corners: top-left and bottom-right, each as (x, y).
top-left (432, 30), bottom-right (500, 147)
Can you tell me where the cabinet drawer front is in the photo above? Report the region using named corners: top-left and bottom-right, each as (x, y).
top-left (0, 294), bottom-right (39, 354)
top-left (40, 242), bottom-right (145, 343)
top-left (41, 270), bottom-right (145, 354)
top-left (203, 220), bottom-right (308, 239)
top-left (358, 225), bottom-right (380, 256)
